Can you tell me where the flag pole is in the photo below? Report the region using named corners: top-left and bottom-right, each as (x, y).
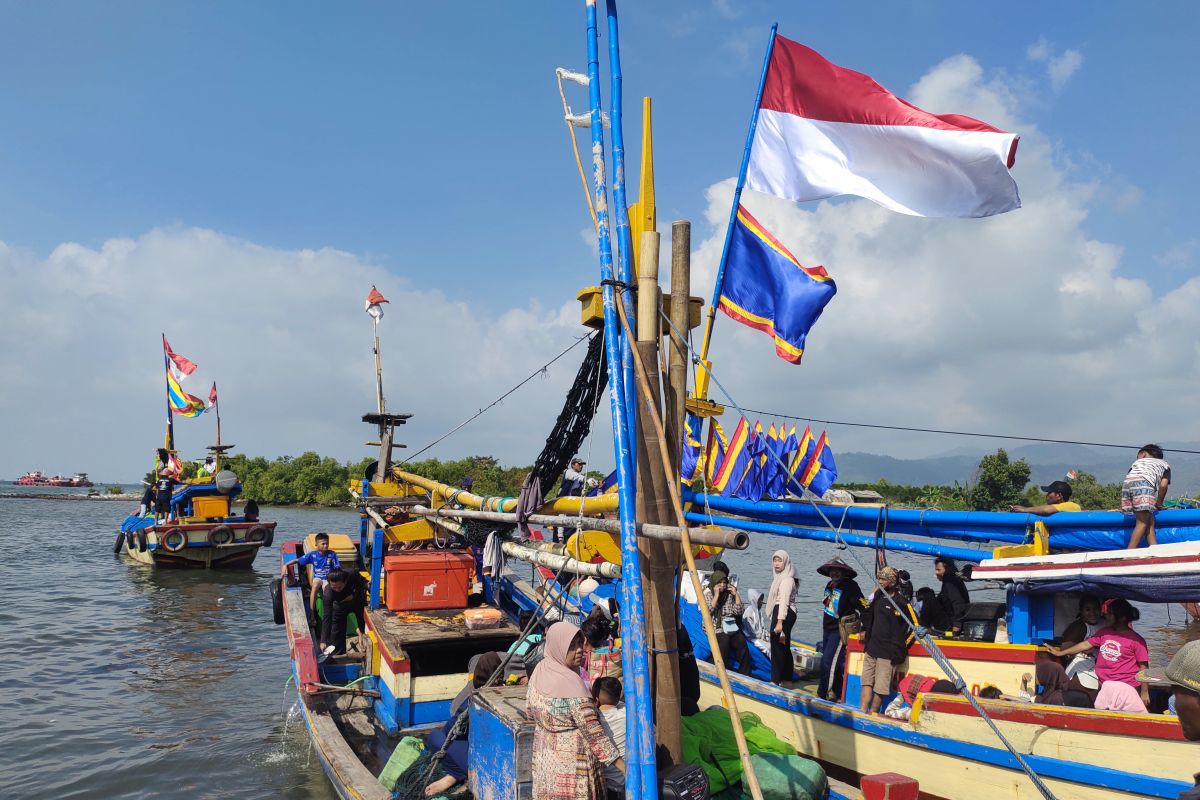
top-left (373, 316), bottom-right (385, 417)
top-left (161, 333), bottom-right (175, 454)
top-left (697, 24), bottom-right (778, 377)
top-left (213, 383), bottom-right (222, 471)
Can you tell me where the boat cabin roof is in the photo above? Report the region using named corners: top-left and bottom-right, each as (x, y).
top-left (975, 541), bottom-right (1200, 603)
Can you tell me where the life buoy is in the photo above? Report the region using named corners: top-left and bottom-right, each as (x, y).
top-left (207, 525), bottom-right (234, 547)
top-left (160, 528), bottom-right (188, 552)
top-left (246, 524), bottom-right (270, 544)
top-left (137, 530), bottom-right (148, 553)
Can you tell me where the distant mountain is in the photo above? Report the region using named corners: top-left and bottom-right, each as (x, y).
top-left (838, 446), bottom-right (1200, 495)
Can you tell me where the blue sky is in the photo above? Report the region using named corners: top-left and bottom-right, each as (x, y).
top-left (1, 2), bottom-right (1198, 481)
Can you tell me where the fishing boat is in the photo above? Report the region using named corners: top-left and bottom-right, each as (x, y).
top-left (274, 5), bottom-right (1196, 800)
top-left (117, 454), bottom-right (274, 568)
top-left (116, 337), bottom-right (275, 568)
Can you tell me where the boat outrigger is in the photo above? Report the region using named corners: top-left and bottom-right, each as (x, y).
top-left (275, 5), bottom-right (1197, 800)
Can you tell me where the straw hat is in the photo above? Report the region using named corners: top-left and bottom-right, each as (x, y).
top-left (817, 557), bottom-right (857, 579)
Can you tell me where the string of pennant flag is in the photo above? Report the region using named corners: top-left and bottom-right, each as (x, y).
top-left (681, 413), bottom-right (837, 501)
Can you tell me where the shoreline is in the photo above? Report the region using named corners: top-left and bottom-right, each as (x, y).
top-left (0, 491), bottom-right (355, 510)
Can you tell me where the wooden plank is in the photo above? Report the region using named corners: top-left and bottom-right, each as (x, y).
top-left (367, 607), bottom-right (520, 652)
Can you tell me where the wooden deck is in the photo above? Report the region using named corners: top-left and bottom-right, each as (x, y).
top-left (367, 606), bottom-right (520, 654)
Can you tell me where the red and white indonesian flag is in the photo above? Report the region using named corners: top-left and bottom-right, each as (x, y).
top-left (746, 37), bottom-right (1020, 218)
top-left (365, 286), bottom-right (389, 320)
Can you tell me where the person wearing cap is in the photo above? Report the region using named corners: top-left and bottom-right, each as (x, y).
top-left (1139, 640), bottom-right (1200, 741)
top-left (559, 457), bottom-right (594, 498)
top-left (817, 557), bottom-right (867, 701)
top-left (1010, 480), bottom-right (1082, 515)
top-left (703, 567), bottom-right (752, 675)
top-left (860, 567), bottom-right (916, 715)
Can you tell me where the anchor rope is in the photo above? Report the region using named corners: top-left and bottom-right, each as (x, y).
top-left (657, 308), bottom-right (1059, 800)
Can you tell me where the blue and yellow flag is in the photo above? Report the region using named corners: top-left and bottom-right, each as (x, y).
top-left (718, 205), bottom-right (836, 363)
top-left (166, 369), bottom-right (206, 418)
top-left (680, 413), bottom-right (704, 483)
top-left (712, 418), bottom-right (751, 497)
top-left (704, 419), bottom-right (728, 488)
top-left (795, 432), bottom-right (838, 498)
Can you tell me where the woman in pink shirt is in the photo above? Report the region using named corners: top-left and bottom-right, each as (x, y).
top-left (1048, 599), bottom-right (1150, 710)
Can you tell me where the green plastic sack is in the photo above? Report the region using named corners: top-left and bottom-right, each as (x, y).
top-left (680, 709), bottom-right (798, 793)
top-left (739, 753), bottom-right (827, 800)
top-left (379, 736), bottom-right (425, 791)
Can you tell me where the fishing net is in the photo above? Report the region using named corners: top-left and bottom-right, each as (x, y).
top-left (528, 332), bottom-right (607, 493)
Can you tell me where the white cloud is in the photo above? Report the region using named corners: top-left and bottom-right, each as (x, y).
top-left (687, 54), bottom-right (1199, 459)
top-left (1026, 37), bottom-right (1083, 91)
top-left (0, 229), bottom-right (605, 481)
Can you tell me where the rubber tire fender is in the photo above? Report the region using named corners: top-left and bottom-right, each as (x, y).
top-left (136, 530), bottom-right (148, 553)
top-left (113, 532), bottom-right (125, 554)
top-left (271, 577), bottom-right (285, 625)
top-left (246, 524), bottom-right (270, 544)
top-left (160, 527), bottom-right (187, 553)
top-left (263, 526), bottom-right (274, 548)
top-left (207, 525), bottom-right (234, 547)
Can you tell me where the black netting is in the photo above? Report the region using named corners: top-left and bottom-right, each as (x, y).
top-left (528, 332), bottom-right (607, 496)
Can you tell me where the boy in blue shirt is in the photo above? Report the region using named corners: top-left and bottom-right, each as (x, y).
top-left (296, 533), bottom-right (340, 612)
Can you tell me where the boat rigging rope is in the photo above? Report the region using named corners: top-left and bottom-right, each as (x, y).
top-left (657, 309), bottom-right (1060, 800)
top-left (732, 404), bottom-right (1200, 455)
top-left (556, 67), bottom-right (598, 230)
top-left (401, 334), bottom-right (592, 464)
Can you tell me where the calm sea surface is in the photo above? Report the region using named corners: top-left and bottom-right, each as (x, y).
top-left (0, 489), bottom-right (356, 800)
top-left (1, 488), bottom-right (1194, 799)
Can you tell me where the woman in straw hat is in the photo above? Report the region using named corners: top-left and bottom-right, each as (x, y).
top-left (816, 557), bottom-right (866, 701)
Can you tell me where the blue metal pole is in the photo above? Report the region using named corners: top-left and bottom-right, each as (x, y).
top-left (698, 24), bottom-right (779, 363)
top-left (606, 0), bottom-right (638, 478)
top-left (369, 528), bottom-right (384, 610)
top-left (683, 511), bottom-right (991, 563)
top-left (585, 4), bottom-right (652, 799)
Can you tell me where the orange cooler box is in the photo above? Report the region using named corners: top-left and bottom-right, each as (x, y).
top-left (384, 551), bottom-right (474, 611)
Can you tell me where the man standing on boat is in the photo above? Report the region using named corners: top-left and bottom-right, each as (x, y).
top-left (1010, 480), bottom-right (1082, 515)
top-left (554, 457), bottom-right (597, 544)
top-left (860, 567), bottom-right (913, 715)
top-left (934, 557), bottom-right (970, 636)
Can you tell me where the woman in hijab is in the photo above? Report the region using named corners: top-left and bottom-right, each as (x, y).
top-left (528, 621), bottom-right (624, 800)
top-left (424, 651), bottom-right (506, 796)
top-left (766, 550), bottom-right (799, 687)
top-left (741, 589), bottom-right (771, 655)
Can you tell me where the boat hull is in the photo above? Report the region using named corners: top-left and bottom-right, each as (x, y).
top-left (697, 665), bottom-right (1192, 800)
top-left (118, 521), bottom-right (272, 569)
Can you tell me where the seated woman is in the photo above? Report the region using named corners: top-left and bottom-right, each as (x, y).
top-left (915, 586), bottom-right (951, 635)
top-left (1057, 594), bottom-right (1103, 706)
top-left (424, 652), bottom-right (505, 796)
top-left (1047, 599), bottom-right (1150, 713)
top-left (528, 622), bottom-right (625, 800)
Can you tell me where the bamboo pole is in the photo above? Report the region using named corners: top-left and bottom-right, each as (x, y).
top-left (501, 541), bottom-right (622, 578)
top-left (407, 505), bottom-right (749, 550)
top-left (667, 221), bottom-right (690, 457)
top-left (634, 229), bottom-right (682, 764)
top-left (389, 468), bottom-right (621, 515)
top-left (615, 300), bottom-right (764, 800)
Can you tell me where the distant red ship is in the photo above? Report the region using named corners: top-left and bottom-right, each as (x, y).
top-left (14, 470), bottom-right (94, 487)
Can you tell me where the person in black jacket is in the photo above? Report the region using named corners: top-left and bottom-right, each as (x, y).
top-left (915, 586), bottom-right (951, 634)
top-left (676, 625), bottom-right (701, 716)
top-left (860, 567), bottom-right (913, 714)
top-left (934, 557), bottom-right (970, 635)
top-left (816, 557), bottom-right (866, 701)
top-left (319, 568), bottom-right (367, 658)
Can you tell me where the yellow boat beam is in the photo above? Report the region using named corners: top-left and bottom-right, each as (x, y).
top-left (390, 468), bottom-right (621, 515)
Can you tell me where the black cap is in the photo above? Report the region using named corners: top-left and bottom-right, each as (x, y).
top-left (1040, 480), bottom-right (1072, 500)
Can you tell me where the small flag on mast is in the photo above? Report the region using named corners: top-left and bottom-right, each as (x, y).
top-left (163, 337), bottom-right (198, 377)
top-left (209, 382), bottom-right (218, 408)
top-left (365, 286), bottom-right (389, 320)
top-left (166, 370), bottom-right (206, 417)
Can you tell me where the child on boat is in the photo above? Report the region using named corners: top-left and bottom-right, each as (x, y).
top-left (1047, 598), bottom-right (1150, 712)
top-left (297, 532), bottom-right (340, 613)
top-left (1123, 444), bottom-right (1171, 549)
top-left (591, 677), bottom-right (626, 800)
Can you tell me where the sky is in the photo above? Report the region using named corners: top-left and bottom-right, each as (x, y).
top-left (1, 1), bottom-right (1198, 482)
